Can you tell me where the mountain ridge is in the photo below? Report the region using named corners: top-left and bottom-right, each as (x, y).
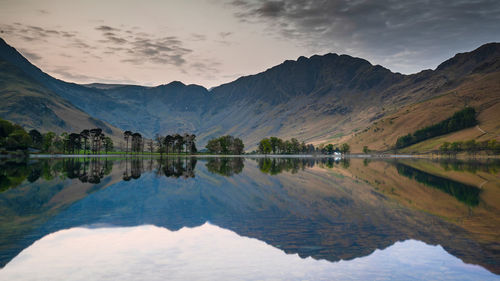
top-left (1, 37), bottom-right (499, 150)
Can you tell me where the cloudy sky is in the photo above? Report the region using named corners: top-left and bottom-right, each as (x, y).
top-left (1, 0), bottom-right (499, 87)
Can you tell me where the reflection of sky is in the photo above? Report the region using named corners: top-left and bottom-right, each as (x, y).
top-left (0, 223), bottom-right (496, 281)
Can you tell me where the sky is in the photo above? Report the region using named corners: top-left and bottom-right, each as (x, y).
top-left (0, 0), bottom-right (499, 88)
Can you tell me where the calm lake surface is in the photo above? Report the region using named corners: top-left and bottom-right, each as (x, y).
top-left (0, 156), bottom-right (499, 280)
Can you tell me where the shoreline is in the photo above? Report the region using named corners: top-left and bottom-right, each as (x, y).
top-left (23, 153), bottom-right (500, 159)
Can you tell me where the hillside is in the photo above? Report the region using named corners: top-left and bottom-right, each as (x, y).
top-left (0, 57), bottom-right (123, 142)
top-left (347, 53), bottom-right (500, 153)
top-left (1, 37), bottom-right (499, 150)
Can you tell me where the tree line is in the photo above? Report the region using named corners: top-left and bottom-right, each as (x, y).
top-left (439, 139), bottom-right (500, 156)
top-left (257, 136), bottom-right (350, 155)
top-left (206, 135), bottom-right (244, 155)
top-left (0, 118), bottom-right (113, 154)
top-left (34, 128), bottom-right (113, 154)
top-left (150, 132), bottom-right (197, 155)
top-left (396, 107), bottom-right (477, 149)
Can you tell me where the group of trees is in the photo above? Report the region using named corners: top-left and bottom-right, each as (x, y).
top-left (151, 133), bottom-right (197, 155)
top-left (41, 128), bottom-right (114, 154)
top-left (257, 136), bottom-right (350, 155)
top-left (396, 107), bottom-right (477, 149)
top-left (206, 135), bottom-right (244, 155)
top-left (123, 131), bottom-right (145, 153)
top-left (0, 118), bottom-right (114, 155)
top-left (258, 137), bottom-right (309, 154)
top-left (319, 143), bottom-right (350, 155)
top-left (439, 139), bottom-right (500, 156)
top-left (67, 128), bottom-right (114, 154)
top-left (0, 118), bottom-right (31, 152)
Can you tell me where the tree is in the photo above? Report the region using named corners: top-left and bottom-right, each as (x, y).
top-left (326, 144), bottom-right (334, 154)
top-left (184, 134), bottom-right (196, 154)
top-left (104, 137), bottom-right (113, 154)
top-left (206, 135), bottom-right (244, 154)
top-left (68, 133), bottom-right (81, 154)
top-left (155, 134), bottom-right (164, 155)
top-left (363, 146), bottom-right (369, 154)
top-left (232, 137), bottom-right (244, 155)
top-left (80, 129), bottom-right (90, 155)
top-left (164, 135), bottom-right (173, 155)
top-left (42, 132), bottom-right (56, 153)
top-left (131, 132), bottom-right (142, 153)
top-left (341, 143), bottom-right (350, 154)
top-left (269, 137), bottom-right (280, 154)
top-left (259, 138), bottom-right (272, 154)
top-left (124, 131), bottom-right (132, 154)
top-left (90, 128), bottom-right (103, 154)
top-left (145, 139), bottom-right (152, 154)
top-left (29, 129), bottom-right (43, 149)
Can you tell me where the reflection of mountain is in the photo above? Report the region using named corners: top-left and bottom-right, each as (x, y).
top-left (1, 224), bottom-right (497, 281)
top-left (1, 158), bottom-right (497, 275)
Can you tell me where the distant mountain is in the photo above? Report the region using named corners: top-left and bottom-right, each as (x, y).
top-left (1, 37), bottom-right (499, 150)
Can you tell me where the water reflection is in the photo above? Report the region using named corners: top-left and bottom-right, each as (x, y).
top-left (206, 157), bottom-right (244, 176)
top-left (0, 157), bottom-right (499, 278)
top-left (396, 163), bottom-right (481, 206)
top-left (0, 224), bottom-right (496, 281)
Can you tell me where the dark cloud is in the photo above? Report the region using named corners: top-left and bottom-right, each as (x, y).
top-left (231, 0), bottom-right (500, 73)
top-left (95, 25), bottom-right (193, 67)
top-left (219, 31), bottom-right (233, 38)
top-left (0, 23), bottom-right (77, 42)
top-left (95, 25), bottom-right (119, 32)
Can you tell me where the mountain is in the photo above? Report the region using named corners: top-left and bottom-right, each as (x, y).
top-left (1, 37), bottom-right (499, 150)
top-left (347, 43), bottom-right (500, 152)
top-left (0, 55), bottom-right (123, 141)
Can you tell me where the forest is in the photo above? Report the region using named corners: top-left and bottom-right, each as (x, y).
top-left (395, 107), bottom-right (477, 149)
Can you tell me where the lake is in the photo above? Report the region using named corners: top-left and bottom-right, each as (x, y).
top-left (0, 156), bottom-right (499, 280)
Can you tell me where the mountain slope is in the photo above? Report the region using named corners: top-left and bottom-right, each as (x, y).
top-left (0, 57), bottom-right (123, 141)
top-left (347, 45), bottom-right (500, 153)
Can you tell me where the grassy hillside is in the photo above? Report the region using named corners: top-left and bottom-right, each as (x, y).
top-left (346, 70), bottom-right (500, 153)
top-left (0, 59), bottom-right (124, 143)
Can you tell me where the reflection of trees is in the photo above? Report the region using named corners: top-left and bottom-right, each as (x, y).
top-left (122, 157), bottom-right (143, 181)
top-left (162, 157), bottom-right (197, 178)
top-left (61, 158), bottom-right (113, 184)
top-left (0, 159), bottom-right (32, 192)
top-left (256, 158), bottom-right (352, 175)
top-left (396, 163), bottom-right (481, 206)
top-left (439, 159), bottom-right (500, 174)
top-left (206, 158), bottom-right (244, 176)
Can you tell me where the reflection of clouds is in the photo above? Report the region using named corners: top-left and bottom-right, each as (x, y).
top-left (0, 224), bottom-right (494, 280)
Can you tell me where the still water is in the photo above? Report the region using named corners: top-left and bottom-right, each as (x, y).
top-left (0, 157), bottom-right (498, 280)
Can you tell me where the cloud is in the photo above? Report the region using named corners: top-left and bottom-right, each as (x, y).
top-left (95, 25), bottom-right (119, 32)
top-left (219, 32), bottom-right (233, 38)
top-left (95, 25), bottom-right (193, 67)
top-left (19, 49), bottom-right (42, 62)
top-left (0, 23), bottom-right (78, 42)
top-left (230, 0), bottom-right (500, 73)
